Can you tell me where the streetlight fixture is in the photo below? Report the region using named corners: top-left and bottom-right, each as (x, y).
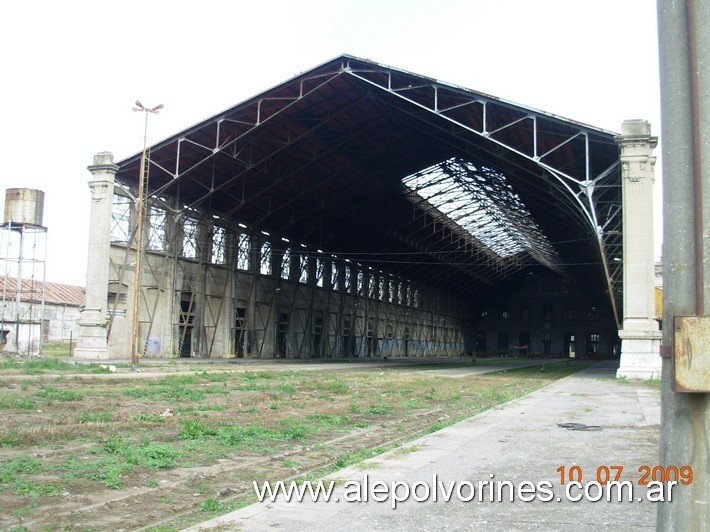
top-left (130, 101), bottom-right (163, 370)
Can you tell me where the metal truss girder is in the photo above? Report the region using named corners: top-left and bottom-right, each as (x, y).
top-left (345, 64), bottom-right (619, 232)
top-left (143, 71), bottom-right (347, 204)
top-left (343, 65), bottom-right (621, 320)
top-left (234, 113), bottom-right (395, 229)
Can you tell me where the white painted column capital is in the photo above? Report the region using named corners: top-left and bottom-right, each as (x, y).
top-left (616, 120), bottom-right (661, 379)
top-left (617, 119), bottom-right (658, 185)
top-left (75, 152), bottom-right (118, 359)
top-left (87, 152), bottom-right (119, 199)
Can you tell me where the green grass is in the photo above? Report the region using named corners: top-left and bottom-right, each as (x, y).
top-left (155, 375), bottom-right (200, 386)
top-left (177, 405), bottom-right (229, 414)
top-left (11, 478), bottom-right (64, 496)
top-left (216, 425), bottom-right (284, 447)
top-left (0, 356), bottom-right (594, 529)
top-left (61, 455), bottom-right (133, 489)
top-left (0, 396), bottom-right (38, 410)
top-left (276, 384), bottom-right (297, 394)
top-left (196, 370), bottom-right (230, 382)
top-left (0, 456), bottom-right (61, 497)
top-left (243, 372), bottom-right (274, 380)
top-left (0, 454), bottom-right (43, 483)
top-left (40, 343), bottom-right (73, 356)
top-left (34, 386), bottom-right (85, 401)
top-left (331, 447), bottom-right (388, 470)
top-left (124, 386), bottom-right (206, 402)
top-left (329, 380), bottom-right (350, 394)
top-left (77, 410), bottom-right (113, 423)
top-left (240, 380), bottom-right (271, 391)
top-left (197, 497), bottom-right (223, 513)
top-left (179, 419), bottom-right (217, 440)
top-left (645, 378), bottom-right (661, 388)
top-left (11, 499), bottom-right (39, 520)
top-left (132, 413), bottom-right (166, 423)
top-left (103, 436), bottom-right (182, 470)
top-left (368, 404), bottom-right (394, 415)
top-left (0, 357), bottom-right (115, 374)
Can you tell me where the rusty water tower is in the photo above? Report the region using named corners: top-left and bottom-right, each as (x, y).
top-left (4, 188), bottom-right (45, 226)
top-left (1, 188), bottom-right (48, 355)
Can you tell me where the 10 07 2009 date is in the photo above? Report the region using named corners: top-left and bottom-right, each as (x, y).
top-left (556, 465), bottom-right (693, 485)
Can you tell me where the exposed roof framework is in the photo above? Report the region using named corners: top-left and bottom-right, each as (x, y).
top-left (402, 158), bottom-right (562, 269)
top-left (116, 55), bottom-right (624, 323)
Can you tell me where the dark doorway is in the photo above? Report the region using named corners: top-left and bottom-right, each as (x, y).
top-left (277, 311), bottom-right (288, 358)
top-left (518, 332), bottom-right (531, 357)
top-left (564, 333), bottom-right (576, 358)
top-left (179, 293), bottom-right (195, 358)
top-left (234, 306), bottom-right (247, 358)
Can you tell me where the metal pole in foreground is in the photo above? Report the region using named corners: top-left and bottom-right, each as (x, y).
top-left (657, 0), bottom-right (710, 529)
top-left (130, 101), bottom-right (163, 371)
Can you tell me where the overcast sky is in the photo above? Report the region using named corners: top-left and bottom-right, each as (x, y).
top-left (0, 0), bottom-right (661, 286)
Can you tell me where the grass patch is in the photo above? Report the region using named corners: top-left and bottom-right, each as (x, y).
top-left (243, 372), bottom-right (274, 380)
top-left (368, 404), bottom-right (395, 415)
top-left (103, 436), bottom-right (182, 470)
top-left (332, 447), bottom-right (388, 470)
top-left (0, 454), bottom-right (43, 483)
top-left (61, 455), bottom-right (133, 489)
top-left (0, 357), bottom-right (115, 374)
top-left (155, 375), bottom-right (200, 386)
top-left (11, 498), bottom-right (39, 520)
top-left (0, 396), bottom-right (38, 410)
top-left (179, 419), bottom-right (217, 440)
top-left (177, 405), bottom-right (229, 414)
top-left (328, 380), bottom-right (350, 395)
top-left (124, 386), bottom-right (205, 402)
top-left (197, 497), bottom-right (223, 513)
top-left (133, 413), bottom-right (166, 423)
top-left (196, 370), bottom-right (230, 382)
top-left (34, 386), bottom-right (85, 402)
top-left (77, 410), bottom-right (113, 423)
top-left (0, 357), bottom-right (593, 530)
top-left (11, 478), bottom-right (64, 496)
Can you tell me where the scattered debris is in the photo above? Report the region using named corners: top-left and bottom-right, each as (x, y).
top-left (557, 422), bottom-right (602, 431)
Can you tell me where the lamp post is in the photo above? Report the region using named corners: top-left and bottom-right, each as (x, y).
top-left (130, 101), bottom-right (163, 370)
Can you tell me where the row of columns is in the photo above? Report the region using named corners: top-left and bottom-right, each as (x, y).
top-left (76, 124), bottom-right (662, 368)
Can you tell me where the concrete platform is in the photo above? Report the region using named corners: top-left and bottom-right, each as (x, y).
top-left (188, 361), bottom-right (661, 531)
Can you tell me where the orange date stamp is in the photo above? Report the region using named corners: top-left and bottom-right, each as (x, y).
top-left (556, 465), bottom-right (694, 485)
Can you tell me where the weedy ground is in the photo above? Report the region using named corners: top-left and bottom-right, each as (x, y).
top-left (0, 356), bottom-right (592, 531)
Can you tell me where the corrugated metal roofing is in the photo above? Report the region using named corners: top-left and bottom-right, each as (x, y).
top-left (0, 277), bottom-right (84, 306)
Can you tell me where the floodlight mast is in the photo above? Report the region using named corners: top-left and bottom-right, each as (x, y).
top-left (130, 101), bottom-right (163, 371)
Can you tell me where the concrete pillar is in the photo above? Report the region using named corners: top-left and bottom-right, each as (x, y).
top-left (616, 120), bottom-right (662, 379)
top-left (658, 0), bottom-right (710, 529)
top-left (75, 152), bottom-right (118, 359)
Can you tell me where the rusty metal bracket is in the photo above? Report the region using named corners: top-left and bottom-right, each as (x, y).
top-left (673, 316), bottom-right (710, 393)
top-left (660, 344), bottom-right (672, 358)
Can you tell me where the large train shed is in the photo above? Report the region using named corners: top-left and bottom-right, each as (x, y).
top-left (77, 55), bottom-right (647, 361)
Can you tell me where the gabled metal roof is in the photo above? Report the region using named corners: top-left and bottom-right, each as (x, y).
top-left (0, 278), bottom-right (85, 307)
top-left (116, 54), bottom-right (623, 322)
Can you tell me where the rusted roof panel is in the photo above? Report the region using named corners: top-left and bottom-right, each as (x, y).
top-left (0, 277), bottom-right (85, 307)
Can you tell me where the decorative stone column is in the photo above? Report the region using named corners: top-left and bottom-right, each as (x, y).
top-left (75, 152), bottom-right (118, 359)
top-left (616, 120), bottom-right (662, 379)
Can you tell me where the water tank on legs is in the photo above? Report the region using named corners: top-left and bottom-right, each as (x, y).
top-left (4, 188), bottom-right (45, 227)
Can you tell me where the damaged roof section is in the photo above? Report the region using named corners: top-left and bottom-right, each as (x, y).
top-left (402, 158), bottom-right (562, 271)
